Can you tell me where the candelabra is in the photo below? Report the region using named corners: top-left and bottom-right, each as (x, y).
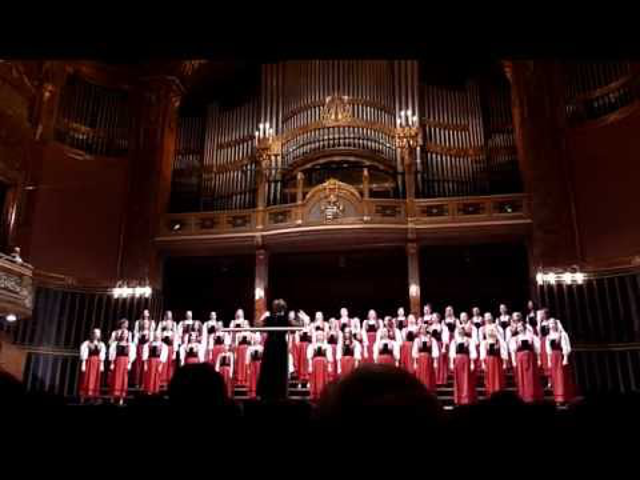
top-left (395, 109), bottom-right (421, 149)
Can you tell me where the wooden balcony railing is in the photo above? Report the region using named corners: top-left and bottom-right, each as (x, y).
top-left (0, 253), bottom-right (34, 319)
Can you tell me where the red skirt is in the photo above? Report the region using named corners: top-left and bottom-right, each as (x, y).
top-left (364, 332), bottom-right (377, 363)
top-left (185, 356), bottom-right (200, 365)
top-left (540, 338), bottom-right (550, 377)
top-left (515, 351), bottom-right (543, 403)
top-left (142, 358), bottom-right (163, 394)
top-left (400, 341), bottom-right (414, 373)
top-left (234, 345), bottom-right (249, 386)
top-left (162, 347), bottom-right (175, 387)
top-left (79, 356), bottom-right (102, 398)
top-left (328, 344), bottom-right (338, 381)
top-left (339, 356), bottom-right (356, 378)
top-left (132, 344), bottom-right (145, 386)
top-left (377, 353), bottom-right (395, 366)
top-left (436, 347), bottom-right (448, 385)
top-left (415, 353), bottom-right (436, 391)
top-left (484, 356), bottom-right (505, 396)
top-left (550, 351), bottom-right (575, 403)
top-left (453, 354), bottom-right (476, 405)
top-left (219, 365), bottom-right (234, 398)
top-left (310, 357), bottom-right (330, 401)
top-left (208, 345), bottom-right (225, 366)
top-left (295, 342), bottom-right (310, 382)
top-left (111, 356), bottom-right (129, 398)
top-left (248, 360), bottom-right (261, 399)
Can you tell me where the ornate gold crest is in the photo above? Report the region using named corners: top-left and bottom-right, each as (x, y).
top-left (320, 179), bottom-right (345, 223)
top-left (322, 95), bottom-right (352, 126)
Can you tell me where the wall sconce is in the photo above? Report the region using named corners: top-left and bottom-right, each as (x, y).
top-left (536, 270), bottom-right (585, 286)
top-left (255, 287), bottom-right (265, 300)
top-left (112, 282), bottom-right (152, 299)
top-left (409, 283), bottom-right (420, 297)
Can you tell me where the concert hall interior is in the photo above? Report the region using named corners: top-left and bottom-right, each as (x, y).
top-left (1, 53), bottom-right (640, 425)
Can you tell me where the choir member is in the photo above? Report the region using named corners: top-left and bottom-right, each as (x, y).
top-left (374, 328), bottom-right (399, 366)
top-left (79, 328), bottom-right (106, 402)
top-left (205, 323), bottom-right (230, 366)
top-left (109, 318), bottom-right (133, 344)
top-left (429, 313), bottom-right (450, 385)
top-left (215, 344), bottom-right (234, 398)
top-left (525, 300), bottom-right (538, 333)
top-left (362, 310), bottom-right (381, 363)
top-left (395, 307), bottom-right (408, 331)
top-left (538, 308), bottom-right (565, 379)
top-left (157, 312), bottom-right (178, 386)
top-left (311, 311), bottom-right (327, 337)
top-left (294, 316), bottom-right (313, 386)
top-left (202, 311), bottom-right (219, 343)
top-left (326, 325), bottom-right (342, 380)
top-left (378, 316), bottom-right (401, 345)
top-left (338, 308), bottom-right (351, 332)
top-left (497, 304), bottom-right (511, 331)
top-left (178, 310), bottom-right (202, 344)
top-left (471, 307), bottom-right (484, 331)
top-left (230, 308), bottom-right (250, 329)
top-left (141, 331), bottom-right (168, 395)
top-left (546, 319), bottom-right (575, 404)
top-left (134, 310), bottom-right (156, 339)
top-left (132, 315), bottom-right (153, 387)
top-left (479, 326), bottom-right (508, 396)
top-left (180, 332), bottom-right (204, 365)
top-left (230, 309), bottom-right (250, 345)
top-left (336, 328), bottom-right (362, 377)
top-left (510, 323), bottom-right (543, 403)
top-left (443, 306), bottom-right (457, 336)
top-left (108, 320), bottom-right (135, 404)
top-left (246, 333), bottom-right (264, 399)
top-left (412, 325), bottom-right (439, 391)
top-left (399, 314), bottom-right (418, 373)
top-left (459, 312), bottom-right (478, 343)
top-left (478, 313), bottom-right (505, 343)
top-left (420, 303), bottom-right (434, 327)
top-left (307, 331), bottom-right (332, 401)
top-left (449, 326), bottom-right (477, 405)
top-left (234, 329), bottom-right (253, 387)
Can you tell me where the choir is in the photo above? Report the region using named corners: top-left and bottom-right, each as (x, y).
top-left (78, 304), bottom-right (576, 406)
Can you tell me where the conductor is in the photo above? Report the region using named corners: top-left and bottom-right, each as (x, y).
top-left (257, 299), bottom-right (298, 401)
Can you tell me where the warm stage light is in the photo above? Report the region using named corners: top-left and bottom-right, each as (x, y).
top-left (5, 314), bottom-right (17, 323)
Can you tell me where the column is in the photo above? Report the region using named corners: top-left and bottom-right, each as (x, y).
top-left (505, 60), bottom-right (581, 269)
top-left (406, 242), bottom-right (421, 316)
top-left (121, 77), bottom-right (182, 287)
top-left (255, 248), bottom-right (269, 323)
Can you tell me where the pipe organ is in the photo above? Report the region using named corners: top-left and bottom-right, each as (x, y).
top-left (169, 60), bottom-right (524, 213)
top-left (170, 116), bottom-right (205, 212)
top-left (564, 61), bottom-right (638, 123)
top-left (54, 74), bottom-right (130, 157)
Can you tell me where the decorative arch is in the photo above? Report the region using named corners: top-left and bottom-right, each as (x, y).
top-left (303, 178), bottom-right (364, 224)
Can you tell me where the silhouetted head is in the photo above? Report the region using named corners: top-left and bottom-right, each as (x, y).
top-left (317, 364), bottom-right (441, 423)
top-left (168, 363), bottom-right (228, 407)
top-left (0, 371), bottom-right (25, 407)
top-left (272, 299), bottom-right (287, 316)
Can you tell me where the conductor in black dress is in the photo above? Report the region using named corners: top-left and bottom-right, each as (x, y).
top-left (257, 299), bottom-right (298, 401)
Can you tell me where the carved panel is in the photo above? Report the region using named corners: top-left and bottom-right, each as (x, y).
top-left (227, 215), bottom-right (251, 229)
top-left (420, 204), bottom-right (449, 217)
top-left (198, 217), bottom-right (219, 230)
top-left (375, 204), bottom-right (401, 218)
top-left (494, 199), bottom-right (524, 215)
top-left (268, 210), bottom-right (292, 225)
top-left (457, 202), bottom-right (486, 216)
